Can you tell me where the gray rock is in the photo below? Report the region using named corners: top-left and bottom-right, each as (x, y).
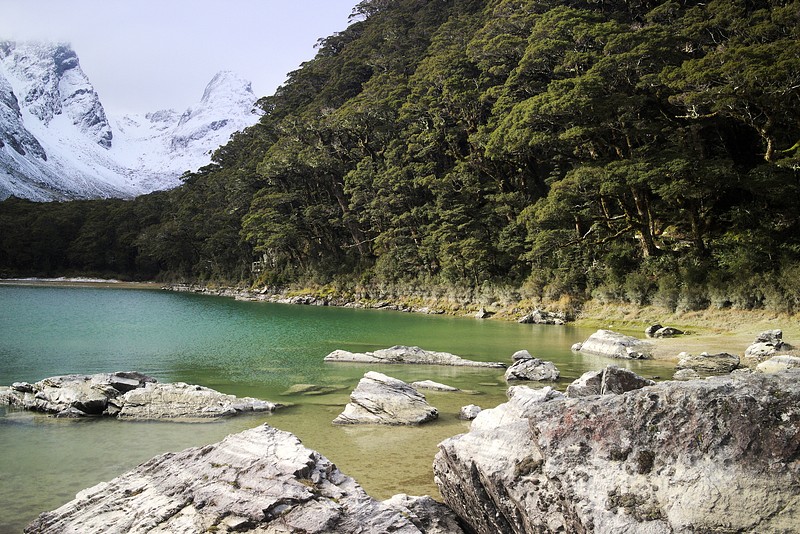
top-left (459, 404), bottom-right (482, 420)
top-left (504, 358), bottom-right (560, 382)
top-left (435, 371), bottom-right (800, 533)
top-left (511, 349), bottom-right (533, 361)
top-left (324, 345), bottom-right (505, 368)
top-left (676, 351), bottom-right (740, 374)
top-left (411, 380), bottom-right (459, 392)
top-left (1, 372), bottom-right (278, 420)
top-left (383, 494), bottom-right (467, 534)
top-left (644, 324), bottom-right (663, 338)
top-left (570, 342), bottom-right (583, 352)
top-left (578, 329), bottom-right (653, 359)
top-left (673, 368), bottom-right (701, 381)
top-left (117, 382), bottom-right (278, 420)
top-left (653, 326), bottom-right (684, 338)
top-left (566, 365), bottom-right (654, 397)
top-left (333, 372), bottom-right (438, 425)
top-left (26, 424), bottom-right (434, 533)
top-left (745, 330), bottom-right (793, 363)
top-left (474, 307), bottom-right (492, 319)
top-left (756, 355), bottom-right (800, 374)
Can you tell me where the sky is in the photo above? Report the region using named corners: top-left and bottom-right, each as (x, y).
top-left (0, 0), bottom-right (358, 114)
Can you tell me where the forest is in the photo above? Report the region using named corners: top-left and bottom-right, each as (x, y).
top-left (1, 0), bottom-right (799, 313)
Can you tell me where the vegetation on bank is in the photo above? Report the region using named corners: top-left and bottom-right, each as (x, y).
top-left (1, 0), bottom-right (799, 316)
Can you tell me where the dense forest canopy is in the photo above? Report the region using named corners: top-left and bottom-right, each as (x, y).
top-left (2, 0), bottom-right (799, 312)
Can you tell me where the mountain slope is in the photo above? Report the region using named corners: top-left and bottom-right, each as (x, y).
top-left (0, 42), bottom-right (260, 201)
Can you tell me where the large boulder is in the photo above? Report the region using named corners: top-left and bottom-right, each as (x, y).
top-left (325, 345), bottom-right (505, 368)
top-left (675, 351), bottom-right (740, 375)
top-left (504, 358), bottom-right (560, 382)
top-left (577, 329), bottom-right (653, 359)
top-left (565, 365), bottom-right (654, 397)
top-left (26, 424), bottom-right (446, 533)
top-left (333, 372), bottom-right (438, 425)
top-left (1, 372), bottom-right (278, 420)
top-left (434, 371), bottom-right (800, 533)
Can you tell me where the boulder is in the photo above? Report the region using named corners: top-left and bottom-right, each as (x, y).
top-left (117, 382), bottom-right (278, 419)
top-left (434, 371), bottom-right (800, 533)
top-left (26, 424), bottom-right (441, 533)
top-left (0, 372), bottom-right (279, 420)
top-left (756, 355), bottom-right (800, 374)
top-left (459, 404), bottom-right (482, 420)
top-left (570, 342), bottom-right (583, 352)
top-left (474, 307), bottom-right (492, 319)
top-left (577, 329), bottom-right (653, 359)
top-left (333, 372), bottom-right (438, 425)
top-left (652, 326), bottom-right (684, 338)
top-left (504, 358), bottom-right (560, 382)
top-left (324, 345), bottom-right (505, 368)
top-left (644, 324), bottom-right (663, 338)
top-left (676, 351), bottom-right (740, 375)
top-left (744, 330), bottom-right (793, 363)
top-left (517, 309), bottom-right (566, 325)
top-left (411, 380), bottom-right (459, 392)
top-left (566, 365), bottom-right (654, 398)
top-left (383, 494), bottom-right (467, 534)
top-left (512, 349), bottom-right (533, 361)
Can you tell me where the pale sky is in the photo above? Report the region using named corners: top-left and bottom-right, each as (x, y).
top-left (0, 0), bottom-right (357, 114)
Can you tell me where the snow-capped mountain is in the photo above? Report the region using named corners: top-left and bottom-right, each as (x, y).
top-left (0, 42), bottom-right (261, 201)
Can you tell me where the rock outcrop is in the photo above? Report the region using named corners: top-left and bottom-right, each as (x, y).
top-left (675, 351), bottom-right (740, 375)
top-left (517, 309), bottom-right (566, 325)
top-left (434, 371), bottom-right (800, 533)
top-left (324, 345), bottom-right (505, 368)
top-left (382, 494), bottom-right (467, 534)
top-left (0, 372), bottom-right (278, 419)
top-left (565, 365), bottom-right (654, 397)
top-left (576, 329), bottom-right (653, 359)
top-left (504, 357), bottom-right (560, 382)
top-left (333, 372), bottom-right (438, 425)
top-left (26, 424), bottom-right (450, 533)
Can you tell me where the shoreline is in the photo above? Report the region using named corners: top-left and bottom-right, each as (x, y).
top-left (163, 283), bottom-right (800, 363)
top-left (5, 278), bottom-right (795, 362)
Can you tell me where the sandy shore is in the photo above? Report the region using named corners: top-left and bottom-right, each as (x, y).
top-left (0, 277), bottom-right (161, 290)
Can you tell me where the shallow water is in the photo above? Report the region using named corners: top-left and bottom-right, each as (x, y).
top-left (0, 284), bottom-right (675, 531)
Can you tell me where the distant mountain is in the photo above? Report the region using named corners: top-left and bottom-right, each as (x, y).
top-left (0, 42), bottom-right (261, 201)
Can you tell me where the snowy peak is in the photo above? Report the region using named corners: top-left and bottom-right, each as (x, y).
top-left (0, 42), bottom-right (261, 201)
top-left (0, 41), bottom-right (112, 148)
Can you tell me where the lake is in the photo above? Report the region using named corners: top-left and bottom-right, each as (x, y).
top-left (0, 284), bottom-right (675, 532)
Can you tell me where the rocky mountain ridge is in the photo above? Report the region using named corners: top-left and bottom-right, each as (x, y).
top-left (0, 41), bottom-right (261, 201)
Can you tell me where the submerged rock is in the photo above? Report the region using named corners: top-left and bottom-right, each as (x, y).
top-left (26, 424), bottom-right (442, 533)
top-left (566, 365), bottom-right (654, 397)
top-left (411, 380), bottom-right (460, 392)
top-left (333, 372), bottom-right (438, 425)
top-left (324, 345), bottom-right (505, 368)
top-left (577, 329), bottom-right (653, 359)
top-left (676, 351), bottom-right (740, 375)
top-left (434, 371), bottom-right (800, 533)
top-left (0, 372), bottom-right (279, 420)
top-left (504, 358), bottom-right (560, 382)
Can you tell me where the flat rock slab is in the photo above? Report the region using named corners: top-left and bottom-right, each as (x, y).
top-left (0, 372), bottom-right (279, 420)
top-left (676, 351), bottom-right (740, 375)
top-left (26, 424), bottom-right (449, 533)
top-left (435, 371), bottom-right (800, 533)
top-left (411, 380), bottom-right (460, 392)
top-left (577, 329), bottom-right (653, 359)
top-left (333, 371), bottom-right (438, 425)
top-left (325, 345), bottom-right (505, 368)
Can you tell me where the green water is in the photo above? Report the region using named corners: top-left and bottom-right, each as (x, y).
top-left (0, 284), bottom-right (675, 532)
